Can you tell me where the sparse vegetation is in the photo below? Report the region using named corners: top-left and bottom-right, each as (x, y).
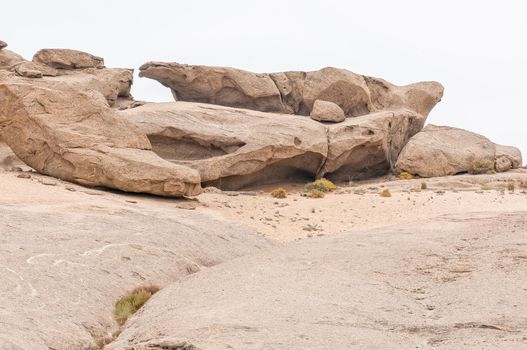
top-left (468, 159), bottom-right (495, 175)
top-left (114, 286), bottom-right (159, 326)
top-left (507, 181), bottom-right (515, 192)
top-left (421, 181), bottom-right (428, 190)
top-left (305, 178), bottom-right (337, 193)
top-left (398, 172), bottom-right (415, 180)
top-left (380, 188), bottom-right (392, 197)
top-left (271, 187), bottom-right (287, 199)
top-left (307, 189), bottom-right (325, 198)
top-left (481, 183), bottom-right (492, 191)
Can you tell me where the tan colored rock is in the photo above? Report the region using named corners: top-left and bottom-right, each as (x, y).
top-left (120, 102), bottom-right (422, 188)
top-left (0, 67), bottom-right (133, 106)
top-left (495, 144), bottom-right (523, 172)
top-left (0, 40), bottom-right (7, 49)
top-left (140, 62), bottom-right (444, 118)
top-left (33, 48), bottom-right (105, 69)
top-left (395, 125), bottom-right (522, 177)
top-left (322, 109), bottom-right (425, 181)
top-left (139, 62), bottom-right (286, 113)
top-left (0, 83), bottom-right (201, 197)
top-left (119, 102), bottom-right (328, 190)
top-left (310, 99), bottom-right (346, 122)
top-left (107, 212), bottom-right (527, 350)
top-left (0, 177), bottom-right (272, 350)
top-left (13, 61), bottom-right (59, 78)
top-left (0, 49), bottom-right (25, 70)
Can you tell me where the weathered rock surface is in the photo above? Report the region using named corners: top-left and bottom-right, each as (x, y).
top-left (322, 109), bottom-right (426, 181)
top-left (107, 211), bottom-right (527, 350)
top-left (120, 103), bottom-right (423, 188)
top-left (33, 48), bottom-right (105, 69)
top-left (310, 99), bottom-right (346, 122)
top-left (119, 102), bottom-right (328, 190)
top-left (139, 62), bottom-right (444, 118)
top-left (0, 83), bottom-right (201, 197)
top-left (0, 67), bottom-right (133, 106)
top-left (0, 174), bottom-right (272, 350)
top-left (1, 47), bottom-right (132, 105)
top-left (0, 49), bottom-right (25, 69)
top-left (495, 144), bottom-right (523, 172)
top-left (396, 125), bottom-right (522, 177)
top-left (0, 40), bottom-right (7, 49)
top-left (13, 61), bottom-right (59, 78)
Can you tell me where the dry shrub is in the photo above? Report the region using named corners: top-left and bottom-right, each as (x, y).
top-left (271, 188), bottom-right (287, 199)
top-left (380, 188), bottom-right (392, 197)
top-left (305, 178), bottom-right (336, 193)
top-left (398, 172), bottom-right (415, 180)
top-left (507, 181), bottom-right (515, 192)
top-left (469, 159), bottom-right (495, 175)
top-left (114, 285), bottom-right (159, 325)
top-left (421, 181), bottom-right (428, 190)
top-left (307, 189), bottom-right (325, 198)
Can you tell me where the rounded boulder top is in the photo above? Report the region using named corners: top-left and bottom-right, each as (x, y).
top-left (0, 40), bottom-right (7, 50)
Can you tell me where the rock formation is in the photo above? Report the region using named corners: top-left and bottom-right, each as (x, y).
top-left (139, 62), bottom-right (444, 118)
top-left (322, 109), bottom-right (425, 181)
top-left (0, 188), bottom-right (272, 350)
top-left (310, 99), bottom-right (346, 122)
top-left (0, 46), bottom-right (133, 106)
top-left (120, 103), bottom-right (424, 189)
top-left (33, 48), bottom-right (105, 69)
top-left (0, 83), bottom-right (201, 197)
top-left (395, 125), bottom-right (522, 177)
top-left (106, 212), bottom-right (527, 350)
top-left (119, 102), bottom-right (328, 190)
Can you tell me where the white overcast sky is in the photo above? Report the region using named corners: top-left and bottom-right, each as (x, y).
top-left (2, 0), bottom-right (526, 160)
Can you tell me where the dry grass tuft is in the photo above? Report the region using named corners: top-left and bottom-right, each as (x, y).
top-left (507, 181), bottom-right (515, 192)
top-left (398, 172), bottom-right (415, 180)
top-left (271, 188), bottom-right (287, 199)
top-left (468, 159), bottom-right (495, 175)
top-left (421, 181), bottom-right (428, 190)
top-left (307, 189), bottom-right (325, 198)
top-left (114, 285), bottom-right (159, 325)
top-left (380, 188), bottom-right (392, 197)
top-left (305, 178), bottom-right (336, 193)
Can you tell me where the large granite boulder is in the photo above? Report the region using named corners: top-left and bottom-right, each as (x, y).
top-left (1, 46), bottom-right (133, 106)
top-left (495, 144), bottom-right (523, 172)
top-left (310, 99), bottom-right (346, 122)
top-left (322, 109), bottom-right (425, 181)
top-left (106, 212), bottom-right (527, 349)
top-left (139, 62), bottom-right (285, 113)
top-left (139, 62), bottom-right (444, 118)
top-left (0, 177), bottom-right (272, 350)
top-left (120, 103), bottom-right (423, 189)
top-left (395, 125), bottom-right (522, 177)
top-left (119, 102), bottom-right (328, 190)
top-left (0, 49), bottom-right (26, 70)
top-left (0, 83), bottom-right (201, 197)
top-left (33, 48), bottom-right (105, 69)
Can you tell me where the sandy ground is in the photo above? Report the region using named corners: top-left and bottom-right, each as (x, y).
top-left (195, 171), bottom-right (527, 242)
top-left (2, 167), bottom-right (527, 243)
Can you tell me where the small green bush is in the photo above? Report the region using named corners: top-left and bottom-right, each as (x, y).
top-left (380, 188), bottom-right (392, 197)
top-left (469, 159), bottom-right (495, 175)
top-left (305, 178), bottom-right (336, 193)
top-left (307, 189), bottom-right (325, 198)
top-left (271, 188), bottom-right (287, 198)
top-left (115, 286), bottom-right (159, 325)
